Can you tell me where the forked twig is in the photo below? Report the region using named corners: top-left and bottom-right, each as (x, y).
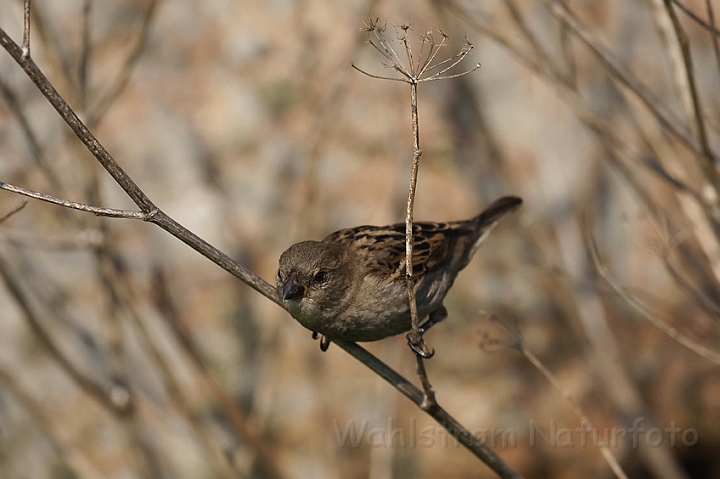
top-left (353, 23), bottom-right (483, 407)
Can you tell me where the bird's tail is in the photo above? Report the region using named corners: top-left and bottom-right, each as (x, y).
top-left (469, 196), bottom-right (523, 255)
top-left (473, 196), bottom-right (523, 229)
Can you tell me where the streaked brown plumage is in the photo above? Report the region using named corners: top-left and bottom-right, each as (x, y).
top-left (277, 196), bottom-right (522, 353)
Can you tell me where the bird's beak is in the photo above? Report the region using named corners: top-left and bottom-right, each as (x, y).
top-left (282, 274), bottom-right (305, 301)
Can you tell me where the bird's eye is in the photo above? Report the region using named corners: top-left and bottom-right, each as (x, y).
top-left (276, 269), bottom-right (282, 282)
top-left (312, 270), bottom-right (329, 285)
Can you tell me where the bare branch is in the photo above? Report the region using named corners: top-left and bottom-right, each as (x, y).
top-left (669, 0), bottom-right (720, 36)
top-left (0, 254), bottom-right (133, 415)
top-left (0, 182), bottom-right (153, 219)
top-left (663, 0), bottom-right (718, 189)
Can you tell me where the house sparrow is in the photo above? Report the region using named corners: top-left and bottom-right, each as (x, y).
top-left (277, 196), bottom-right (522, 357)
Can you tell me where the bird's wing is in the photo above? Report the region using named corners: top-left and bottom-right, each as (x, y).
top-left (323, 221), bottom-right (473, 281)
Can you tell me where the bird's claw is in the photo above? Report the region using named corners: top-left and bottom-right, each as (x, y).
top-left (406, 331), bottom-right (435, 359)
top-left (312, 331), bottom-right (331, 352)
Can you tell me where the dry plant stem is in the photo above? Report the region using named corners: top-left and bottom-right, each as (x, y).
top-left (662, 0), bottom-right (717, 186)
top-left (405, 83), bottom-right (436, 405)
top-left (21, 0), bottom-right (31, 59)
top-left (335, 340), bottom-right (524, 479)
top-left (521, 347), bottom-right (629, 479)
top-left (0, 26), bottom-right (523, 479)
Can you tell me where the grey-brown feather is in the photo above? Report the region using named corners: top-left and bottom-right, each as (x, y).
top-left (277, 196), bottom-right (521, 342)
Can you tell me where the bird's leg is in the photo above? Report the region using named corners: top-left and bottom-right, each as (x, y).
top-left (419, 305), bottom-right (448, 334)
top-left (312, 332), bottom-right (331, 352)
top-left (407, 333), bottom-right (434, 358)
top-left (407, 305), bottom-right (448, 359)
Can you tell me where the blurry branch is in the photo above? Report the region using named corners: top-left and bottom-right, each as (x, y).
top-left (442, 0), bottom-right (720, 289)
top-left (669, 0), bottom-right (720, 36)
top-left (0, 364), bottom-right (102, 476)
top-left (88, 0), bottom-right (159, 126)
top-left (555, 214), bottom-right (690, 479)
top-left (705, 0), bottom-right (720, 82)
top-left (0, 228), bottom-right (103, 249)
top-left (0, 76), bottom-right (64, 192)
top-left (585, 219), bottom-right (720, 365)
top-left (541, 0), bottom-right (706, 163)
top-left (0, 20), bottom-right (523, 479)
top-left (499, 0), bottom-right (570, 86)
top-left (105, 258), bottom-right (243, 478)
top-left (0, 201), bottom-right (28, 224)
top-left (126, 296), bottom-right (242, 478)
top-left (0, 253), bottom-right (133, 415)
top-left (663, 0), bottom-right (716, 185)
top-left (78, 0), bottom-right (91, 109)
top-left (480, 317), bottom-right (629, 479)
top-left (294, 0), bottom-right (379, 238)
top-left (151, 268), bottom-right (281, 479)
top-left (663, 251), bottom-right (720, 321)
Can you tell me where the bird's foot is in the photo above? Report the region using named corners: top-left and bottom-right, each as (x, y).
top-left (406, 329), bottom-right (434, 359)
top-left (312, 331), bottom-right (331, 351)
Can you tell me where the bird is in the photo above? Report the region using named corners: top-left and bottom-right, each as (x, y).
top-left (276, 196), bottom-right (522, 357)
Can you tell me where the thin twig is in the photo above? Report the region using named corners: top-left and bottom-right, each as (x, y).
top-left (0, 201), bottom-right (28, 224)
top-left (419, 63), bottom-right (481, 82)
top-left (350, 63), bottom-right (409, 82)
top-left (706, 0), bottom-right (720, 83)
top-left (78, 0), bottom-right (92, 109)
top-left (0, 181), bottom-right (154, 219)
top-left (21, 0), bottom-right (31, 60)
top-left (0, 77), bottom-right (65, 191)
top-left (88, 0), bottom-right (160, 125)
top-left (669, 0), bottom-right (720, 35)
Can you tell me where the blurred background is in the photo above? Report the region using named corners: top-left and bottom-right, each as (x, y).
top-left (1, 0), bottom-right (719, 478)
